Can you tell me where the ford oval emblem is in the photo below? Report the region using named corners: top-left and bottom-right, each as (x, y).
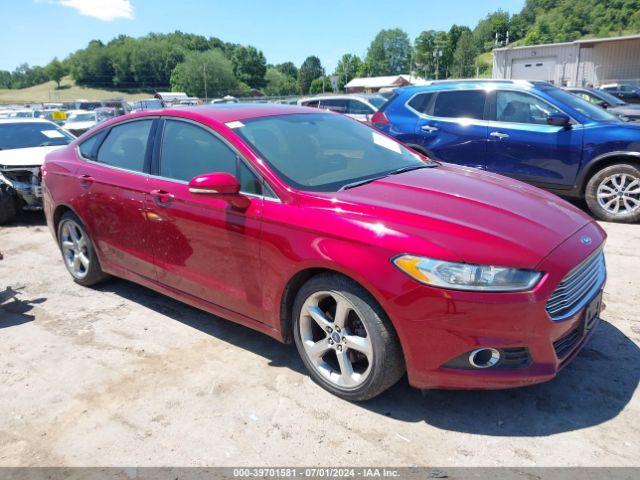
top-left (580, 236), bottom-right (592, 245)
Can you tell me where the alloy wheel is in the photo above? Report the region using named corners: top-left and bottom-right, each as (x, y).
top-left (597, 173), bottom-right (640, 215)
top-left (298, 291), bottom-right (373, 389)
top-left (60, 219), bottom-right (90, 279)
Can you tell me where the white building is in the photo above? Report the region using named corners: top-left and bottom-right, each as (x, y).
top-left (345, 75), bottom-right (428, 93)
top-left (492, 34), bottom-right (640, 87)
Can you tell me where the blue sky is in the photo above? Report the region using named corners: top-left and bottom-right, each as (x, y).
top-left (1, 0), bottom-right (525, 73)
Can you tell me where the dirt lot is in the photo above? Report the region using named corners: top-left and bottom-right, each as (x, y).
top-left (0, 212), bottom-right (639, 467)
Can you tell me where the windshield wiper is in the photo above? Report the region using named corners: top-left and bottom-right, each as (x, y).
top-left (340, 164), bottom-right (436, 191)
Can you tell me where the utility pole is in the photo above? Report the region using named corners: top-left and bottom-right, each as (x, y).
top-left (203, 64), bottom-right (208, 102)
top-left (433, 49), bottom-right (443, 80)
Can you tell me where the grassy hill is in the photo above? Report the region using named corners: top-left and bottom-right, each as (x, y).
top-left (0, 77), bottom-right (151, 104)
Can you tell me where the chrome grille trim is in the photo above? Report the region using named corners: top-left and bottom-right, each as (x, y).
top-left (546, 249), bottom-right (606, 321)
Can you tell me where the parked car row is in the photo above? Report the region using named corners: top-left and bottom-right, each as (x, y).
top-left (371, 79), bottom-right (640, 223)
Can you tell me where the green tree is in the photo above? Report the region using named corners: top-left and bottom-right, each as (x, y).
top-left (309, 76), bottom-right (333, 94)
top-left (365, 28), bottom-right (412, 76)
top-left (44, 58), bottom-right (67, 88)
top-left (451, 31), bottom-right (478, 78)
top-left (274, 61), bottom-right (298, 79)
top-left (170, 49), bottom-right (237, 98)
top-left (264, 67), bottom-right (298, 96)
top-left (298, 55), bottom-right (323, 94)
top-left (473, 10), bottom-right (510, 51)
top-left (231, 45), bottom-right (267, 88)
top-left (333, 54), bottom-right (362, 90)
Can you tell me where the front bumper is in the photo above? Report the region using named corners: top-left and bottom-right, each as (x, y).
top-left (389, 222), bottom-right (607, 390)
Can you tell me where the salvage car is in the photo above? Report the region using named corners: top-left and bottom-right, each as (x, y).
top-left (62, 110), bottom-right (110, 136)
top-left (43, 105), bottom-right (606, 400)
top-left (566, 87), bottom-right (640, 121)
top-left (0, 118), bottom-right (74, 224)
top-left (297, 95), bottom-right (382, 122)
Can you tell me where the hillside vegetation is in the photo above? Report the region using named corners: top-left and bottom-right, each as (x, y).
top-left (0, 77), bottom-right (149, 104)
top-left (1, 0), bottom-right (639, 100)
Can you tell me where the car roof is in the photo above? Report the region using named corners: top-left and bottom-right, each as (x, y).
top-left (130, 103), bottom-right (325, 123)
top-left (300, 94), bottom-right (369, 102)
top-left (396, 79), bottom-right (553, 95)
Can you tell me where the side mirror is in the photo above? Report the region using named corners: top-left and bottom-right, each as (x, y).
top-left (597, 101), bottom-right (608, 109)
top-left (188, 172), bottom-right (240, 195)
top-left (547, 112), bottom-right (571, 128)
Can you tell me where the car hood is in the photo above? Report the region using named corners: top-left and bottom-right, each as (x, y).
top-left (0, 145), bottom-right (63, 167)
top-left (63, 121), bottom-right (96, 130)
top-left (316, 164), bottom-right (595, 269)
top-left (609, 105), bottom-right (640, 116)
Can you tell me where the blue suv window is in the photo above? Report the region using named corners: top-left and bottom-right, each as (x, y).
top-left (407, 92), bottom-right (434, 114)
top-left (495, 91), bottom-right (559, 125)
top-left (433, 90), bottom-right (485, 120)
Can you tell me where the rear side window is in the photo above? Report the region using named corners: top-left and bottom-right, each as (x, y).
top-left (407, 92), bottom-right (434, 114)
top-left (160, 120), bottom-right (237, 182)
top-left (347, 99), bottom-right (374, 115)
top-left (320, 99), bottom-right (348, 113)
top-left (96, 120), bottom-right (152, 172)
top-left (301, 100), bottom-right (320, 108)
top-left (433, 90), bottom-right (486, 119)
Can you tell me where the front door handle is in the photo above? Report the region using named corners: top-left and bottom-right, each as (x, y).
top-left (150, 189), bottom-right (175, 207)
top-left (421, 125), bottom-right (439, 133)
top-left (489, 131), bottom-right (510, 140)
top-left (78, 174), bottom-right (94, 188)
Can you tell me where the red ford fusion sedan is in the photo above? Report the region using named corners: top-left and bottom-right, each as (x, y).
top-left (42, 104), bottom-right (606, 401)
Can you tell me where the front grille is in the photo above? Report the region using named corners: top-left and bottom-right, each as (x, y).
top-left (546, 250), bottom-right (606, 320)
top-left (553, 326), bottom-right (581, 359)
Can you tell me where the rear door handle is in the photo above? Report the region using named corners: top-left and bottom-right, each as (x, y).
top-left (421, 125), bottom-right (439, 133)
top-left (78, 174), bottom-right (94, 188)
top-left (150, 189), bottom-right (175, 207)
top-left (489, 131), bottom-right (510, 140)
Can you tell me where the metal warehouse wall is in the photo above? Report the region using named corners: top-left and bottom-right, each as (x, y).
top-left (492, 37), bottom-right (640, 87)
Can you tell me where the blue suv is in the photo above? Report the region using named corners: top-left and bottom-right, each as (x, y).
top-left (372, 80), bottom-right (640, 222)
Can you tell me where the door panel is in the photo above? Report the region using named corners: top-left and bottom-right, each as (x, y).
top-left (486, 90), bottom-right (583, 186)
top-left (414, 90), bottom-right (488, 169)
top-left (74, 119), bottom-right (156, 278)
top-left (146, 119), bottom-right (265, 322)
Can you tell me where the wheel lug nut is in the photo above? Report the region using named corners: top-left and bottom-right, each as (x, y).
top-left (329, 339), bottom-right (334, 345)
top-left (337, 345), bottom-right (342, 351)
top-left (326, 327), bottom-right (332, 333)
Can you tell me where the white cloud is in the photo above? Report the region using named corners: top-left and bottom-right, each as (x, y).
top-left (58, 0), bottom-right (134, 21)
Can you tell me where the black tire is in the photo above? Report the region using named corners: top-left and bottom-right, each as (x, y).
top-left (0, 183), bottom-right (18, 225)
top-left (585, 163), bottom-right (640, 223)
top-left (292, 273), bottom-right (405, 401)
top-left (57, 211), bottom-right (109, 286)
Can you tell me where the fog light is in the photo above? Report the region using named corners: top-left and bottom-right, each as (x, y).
top-left (468, 348), bottom-right (500, 368)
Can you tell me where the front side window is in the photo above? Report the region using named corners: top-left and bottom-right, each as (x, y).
top-left (233, 113), bottom-right (426, 192)
top-left (495, 90), bottom-right (560, 125)
top-left (0, 122), bottom-right (74, 150)
top-left (96, 120), bottom-right (152, 172)
top-left (433, 90), bottom-right (486, 120)
top-left (160, 120), bottom-right (237, 182)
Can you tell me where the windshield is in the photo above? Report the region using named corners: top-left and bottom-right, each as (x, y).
top-left (0, 122), bottom-right (74, 150)
top-left (366, 96), bottom-right (387, 109)
top-left (594, 89), bottom-right (626, 106)
top-left (233, 113), bottom-right (427, 192)
top-left (544, 88), bottom-right (620, 122)
top-left (67, 112), bottom-right (96, 122)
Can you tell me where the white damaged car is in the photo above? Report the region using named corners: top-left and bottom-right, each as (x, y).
top-left (0, 118), bottom-right (74, 224)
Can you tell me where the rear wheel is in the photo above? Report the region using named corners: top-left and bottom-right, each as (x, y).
top-left (293, 273), bottom-right (404, 401)
top-left (57, 211), bottom-right (109, 286)
top-left (0, 183), bottom-right (18, 225)
top-left (585, 163), bottom-right (640, 222)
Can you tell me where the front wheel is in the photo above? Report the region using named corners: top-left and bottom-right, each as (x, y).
top-left (57, 211), bottom-right (109, 286)
top-left (585, 163), bottom-right (640, 223)
top-left (293, 274), bottom-right (405, 401)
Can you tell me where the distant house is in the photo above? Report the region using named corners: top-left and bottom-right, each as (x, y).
top-left (154, 92), bottom-right (189, 105)
top-left (345, 75), bottom-right (428, 93)
top-left (492, 34), bottom-right (640, 87)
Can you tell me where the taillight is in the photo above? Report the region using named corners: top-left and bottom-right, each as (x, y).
top-left (371, 111), bottom-right (390, 125)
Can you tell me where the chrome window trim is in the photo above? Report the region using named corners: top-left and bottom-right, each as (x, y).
top-left (158, 116), bottom-right (281, 202)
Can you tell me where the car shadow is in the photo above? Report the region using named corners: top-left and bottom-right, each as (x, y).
top-left (5, 210), bottom-right (47, 228)
top-left (0, 286), bottom-right (46, 328)
top-left (98, 278), bottom-right (638, 436)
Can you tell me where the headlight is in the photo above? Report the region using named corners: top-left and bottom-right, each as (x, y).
top-left (393, 255), bottom-right (542, 292)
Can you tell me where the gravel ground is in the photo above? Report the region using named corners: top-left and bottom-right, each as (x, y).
top-left (0, 212), bottom-right (638, 467)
